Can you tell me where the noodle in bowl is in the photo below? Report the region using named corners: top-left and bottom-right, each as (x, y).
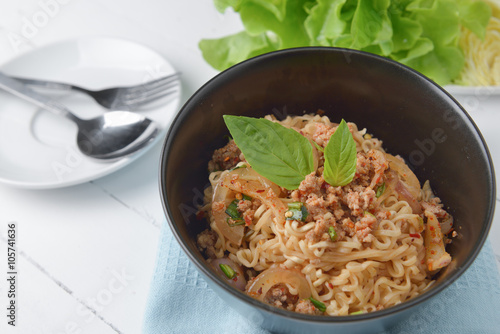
top-left (198, 114), bottom-right (453, 316)
top-left (159, 48), bottom-right (495, 333)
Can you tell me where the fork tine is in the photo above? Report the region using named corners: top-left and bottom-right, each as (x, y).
top-left (115, 86), bottom-right (179, 109)
top-left (122, 80), bottom-right (179, 103)
top-left (124, 84), bottom-right (179, 105)
top-left (124, 73), bottom-right (180, 94)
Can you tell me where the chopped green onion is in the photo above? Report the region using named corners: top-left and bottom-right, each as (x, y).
top-left (301, 205), bottom-right (309, 221)
top-left (286, 208), bottom-right (302, 221)
top-left (376, 182), bottom-right (386, 198)
top-left (288, 202), bottom-right (303, 210)
top-left (219, 264), bottom-right (236, 279)
top-left (328, 226), bottom-right (338, 241)
top-left (286, 207), bottom-right (308, 222)
top-left (243, 194), bottom-right (252, 201)
top-left (309, 297), bottom-right (326, 312)
top-left (225, 200), bottom-right (241, 219)
top-left (227, 218), bottom-right (245, 227)
top-left (350, 310), bottom-right (364, 315)
top-left (364, 211), bottom-right (376, 218)
top-left (312, 141), bottom-right (324, 153)
top-left (226, 196), bottom-right (251, 227)
top-left (285, 202), bottom-right (309, 222)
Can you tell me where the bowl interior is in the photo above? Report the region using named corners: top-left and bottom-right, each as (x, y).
top-left (160, 48), bottom-right (495, 319)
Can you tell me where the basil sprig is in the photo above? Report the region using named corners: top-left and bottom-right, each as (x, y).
top-left (223, 116), bottom-right (357, 190)
top-left (223, 115), bottom-right (315, 190)
top-left (323, 119), bottom-right (357, 187)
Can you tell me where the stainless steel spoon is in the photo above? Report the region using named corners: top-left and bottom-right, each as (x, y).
top-left (0, 72), bottom-right (159, 160)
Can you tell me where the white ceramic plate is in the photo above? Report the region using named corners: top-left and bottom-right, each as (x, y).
top-left (0, 37), bottom-right (180, 189)
top-left (444, 84), bottom-right (500, 96)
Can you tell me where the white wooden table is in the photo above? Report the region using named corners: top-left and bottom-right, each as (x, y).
top-left (0, 1), bottom-right (498, 333)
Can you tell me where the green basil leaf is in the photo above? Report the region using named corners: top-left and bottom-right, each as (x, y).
top-left (323, 119), bottom-right (357, 186)
top-left (223, 115), bottom-right (314, 190)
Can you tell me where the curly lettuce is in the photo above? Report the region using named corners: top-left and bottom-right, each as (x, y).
top-left (199, 0), bottom-right (492, 85)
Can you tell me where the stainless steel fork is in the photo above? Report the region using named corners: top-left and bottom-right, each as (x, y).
top-left (7, 72), bottom-right (180, 110)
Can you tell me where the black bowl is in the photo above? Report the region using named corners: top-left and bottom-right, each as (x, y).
top-left (159, 47), bottom-right (495, 333)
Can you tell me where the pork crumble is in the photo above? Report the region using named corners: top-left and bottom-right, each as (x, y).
top-left (289, 149), bottom-right (388, 243)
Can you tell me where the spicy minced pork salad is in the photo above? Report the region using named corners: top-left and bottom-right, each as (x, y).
top-left (196, 113), bottom-right (455, 316)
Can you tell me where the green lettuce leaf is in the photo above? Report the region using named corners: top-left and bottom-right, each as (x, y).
top-left (350, 0), bottom-right (392, 54)
top-left (239, 0), bottom-right (310, 48)
top-left (407, 0), bottom-right (461, 46)
top-left (403, 0), bottom-right (467, 84)
top-left (214, 0), bottom-right (242, 13)
top-left (392, 37), bottom-right (434, 63)
top-left (404, 44), bottom-right (464, 85)
top-left (305, 0), bottom-right (347, 46)
top-left (201, 0), bottom-right (492, 85)
top-left (199, 31), bottom-right (274, 71)
top-left (390, 15), bottom-right (422, 53)
top-left (456, 0), bottom-right (492, 39)
top-left (248, 0), bottom-right (289, 21)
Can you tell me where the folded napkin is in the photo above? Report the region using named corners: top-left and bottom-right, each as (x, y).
top-left (143, 221), bottom-right (500, 334)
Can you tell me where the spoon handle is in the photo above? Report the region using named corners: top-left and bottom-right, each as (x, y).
top-left (0, 72), bottom-right (81, 124)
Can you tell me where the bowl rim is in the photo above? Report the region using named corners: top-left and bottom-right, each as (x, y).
top-left (159, 46), bottom-right (496, 323)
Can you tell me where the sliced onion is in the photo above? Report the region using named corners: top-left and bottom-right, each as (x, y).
top-left (210, 257), bottom-right (247, 291)
top-left (246, 267), bottom-right (311, 302)
top-left (440, 214), bottom-right (453, 235)
top-left (211, 165), bottom-right (287, 245)
top-left (220, 168), bottom-right (287, 226)
top-left (395, 179), bottom-right (422, 214)
top-left (385, 153), bottom-right (421, 199)
top-left (384, 154), bottom-right (422, 214)
top-left (212, 181), bottom-right (244, 245)
top-left (233, 166), bottom-right (281, 197)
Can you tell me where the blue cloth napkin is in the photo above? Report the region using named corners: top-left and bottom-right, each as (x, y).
top-left (143, 221), bottom-right (500, 334)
